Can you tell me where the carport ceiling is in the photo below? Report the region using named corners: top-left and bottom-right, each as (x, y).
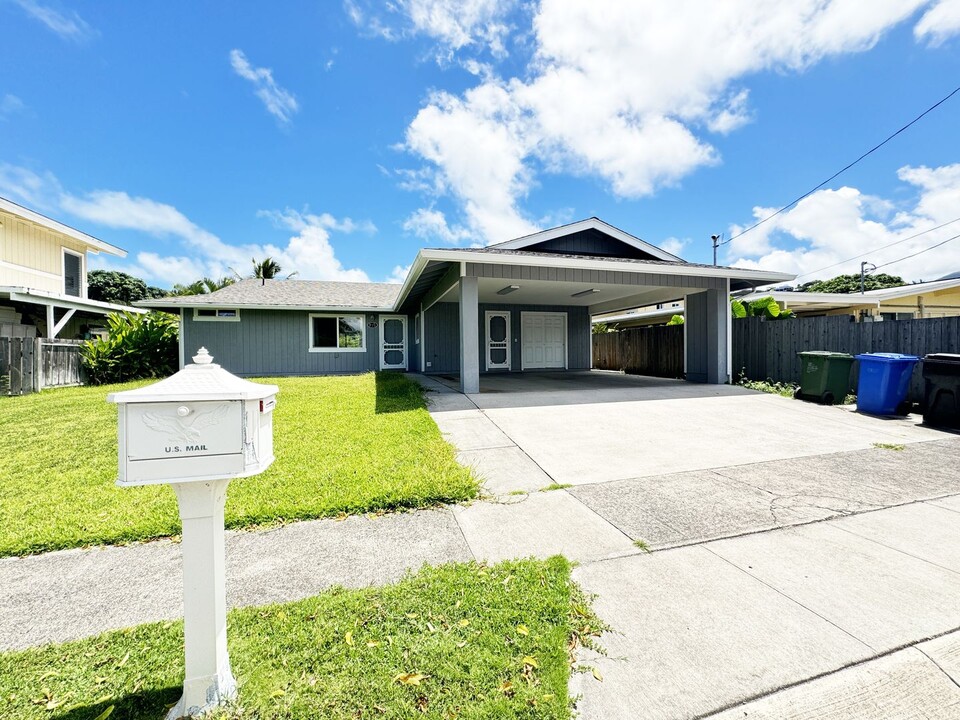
top-left (434, 277), bottom-right (686, 311)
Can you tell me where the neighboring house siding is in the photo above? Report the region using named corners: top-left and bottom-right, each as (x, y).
top-left (422, 301), bottom-right (591, 375)
top-left (465, 262), bottom-right (726, 290)
top-left (0, 208), bottom-right (90, 296)
top-left (182, 309), bottom-right (383, 376)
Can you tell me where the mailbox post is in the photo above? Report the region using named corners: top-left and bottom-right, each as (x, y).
top-left (109, 348), bottom-right (278, 720)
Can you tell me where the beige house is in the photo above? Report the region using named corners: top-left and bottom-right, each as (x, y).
top-left (594, 277), bottom-right (960, 329)
top-left (738, 278), bottom-right (960, 321)
top-left (0, 196), bottom-right (141, 339)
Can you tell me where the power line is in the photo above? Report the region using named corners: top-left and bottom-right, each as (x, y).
top-left (872, 231), bottom-right (960, 271)
top-left (720, 83), bottom-right (960, 247)
top-left (793, 215), bottom-right (960, 279)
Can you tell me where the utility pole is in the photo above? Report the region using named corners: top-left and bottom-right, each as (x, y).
top-left (711, 235), bottom-right (720, 266)
top-left (860, 261), bottom-right (876, 294)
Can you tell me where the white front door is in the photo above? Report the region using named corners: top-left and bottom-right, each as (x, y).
top-left (380, 315), bottom-right (407, 370)
top-left (521, 312), bottom-right (566, 369)
top-left (485, 311), bottom-right (511, 370)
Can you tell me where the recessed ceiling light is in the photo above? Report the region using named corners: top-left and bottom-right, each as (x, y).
top-left (571, 288), bottom-right (599, 298)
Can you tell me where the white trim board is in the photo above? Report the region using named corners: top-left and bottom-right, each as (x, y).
top-left (0, 196), bottom-right (126, 257)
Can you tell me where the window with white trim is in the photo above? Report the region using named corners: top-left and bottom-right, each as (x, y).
top-left (193, 308), bottom-right (241, 321)
top-left (309, 314), bottom-right (365, 352)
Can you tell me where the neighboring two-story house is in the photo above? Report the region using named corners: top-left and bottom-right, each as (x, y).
top-left (0, 196), bottom-right (140, 339)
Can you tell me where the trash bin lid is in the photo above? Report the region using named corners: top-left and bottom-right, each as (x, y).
top-left (854, 353), bottom-right (919, 362)
top-left (797, 351), bottom-right (853, 358)
top-left (924, 353), bottom-right (960, 363)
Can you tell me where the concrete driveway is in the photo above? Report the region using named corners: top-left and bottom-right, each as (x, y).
top-left (417, 371), bottom-right (960, 719)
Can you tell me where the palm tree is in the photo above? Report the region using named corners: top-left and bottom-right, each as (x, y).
top-left (252, 257), bottom-right (282, 279)
top-left (169, 276), bottom-right (236, 296)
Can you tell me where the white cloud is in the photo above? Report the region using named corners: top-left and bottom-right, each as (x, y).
top-left (12, 0), bottom-right (95, 41)
top-left (386, 264), bottom-right (411, 284)
top-left (345, 0), bottom-right (516, 60)
top-left (229, 49), bottom-right (299, 124)
top-left (0, 94), bottom-right (25, 120)
top-left (0, 163), bottom-right (62, 208)
top-left (396, 0), bottom-right (938, 245)
top-left (915, 0), bottom-right (960, 45)
top-left (726, 163), bottom-right (960, 283)
top-left (659, 237), bottom-right (690, 258)
top-left (403, 207), bottom-right (472, 244)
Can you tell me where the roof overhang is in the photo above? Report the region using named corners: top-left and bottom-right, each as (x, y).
top-left (489, 217), bottom-right (683, 262)
top-left (137, 299), bottom-right (393, 313)
top-left (1, 286), bottom-right (147, 314)
top-left (0, 197), bottom-right (127, 257)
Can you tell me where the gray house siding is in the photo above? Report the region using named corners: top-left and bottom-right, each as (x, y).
top-left (422, 301), bottom-right (590, 375)
top-left (685, 292), bottom-right (708, 382)
top-left (182, 308), bottom-right (383, 376)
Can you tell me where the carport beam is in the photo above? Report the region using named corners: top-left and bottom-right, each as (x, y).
top-left (459, 276), bottom-right (480, 394)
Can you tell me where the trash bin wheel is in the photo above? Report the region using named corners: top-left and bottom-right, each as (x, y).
top-left (896, 400), bottom-right (912, 416)
top-left (820, 391), bottom-right (835, 405)
top-left (793, 387), bottom-right (803, 400)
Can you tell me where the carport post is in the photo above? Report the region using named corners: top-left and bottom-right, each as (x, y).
top-left (459, 275), bottom-right (480, 394)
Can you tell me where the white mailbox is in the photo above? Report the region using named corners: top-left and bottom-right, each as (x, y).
top-left (109, 347), bottom-right (278, 486)
top-left (108, 348), bottom-right (279, 720)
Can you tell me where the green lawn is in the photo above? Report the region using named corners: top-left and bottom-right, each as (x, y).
top-left (0, 373), bottom-right (477, 557)
top-left (0, 557), bottom-right (600, 720)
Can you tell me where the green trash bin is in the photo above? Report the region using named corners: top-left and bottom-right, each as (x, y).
top-left (795, 351), bottom-right (854, 405)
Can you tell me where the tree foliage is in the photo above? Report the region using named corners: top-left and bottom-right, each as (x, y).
top-left (252, 257), bottom-right (283, 279)
top-left (87, 270), bottom-right (166, 305)
top-left (666, 314), bottom-right (684, 325)
top-left (169, 276), bottom-right (236, 296)
top-left (80, 312), bottom-right (179, 385)
top-left (731, 296), bottom-right (795, 320)
top-left (799, 273), bottom-right (904, 294)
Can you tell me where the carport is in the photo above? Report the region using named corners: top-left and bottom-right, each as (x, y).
top-left (393, 218), bottom-right (792, 393)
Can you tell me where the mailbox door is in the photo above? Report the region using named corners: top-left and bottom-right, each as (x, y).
top-left (126, 401), bottom-right (243, 461)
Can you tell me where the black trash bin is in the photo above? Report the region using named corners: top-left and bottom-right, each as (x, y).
top-left (922, 353), bottom-right (960, 429)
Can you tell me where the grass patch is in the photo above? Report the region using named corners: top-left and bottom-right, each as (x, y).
top-left (872, 442), bottom-right (906, 451)
top-left (539, 483), bottom-right (573, 492)
top-left (632, 539), bottom-right (652, 553)
top-left (0, 557), bottom-right (601, 720)
top-left (736, 373), bottom-right (798, 398)
top-left (0, 373), bottom-right (477, 557)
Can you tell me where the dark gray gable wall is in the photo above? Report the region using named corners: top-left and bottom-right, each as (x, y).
top-left (182, 308), bottom-right (385, 376)
top-left (519, 228), bottom-right (664, 260)
top-left (422, 301), bottom-right (591, 375)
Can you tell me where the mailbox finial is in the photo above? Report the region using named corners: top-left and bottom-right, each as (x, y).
top-left (193, 347), bottom-right (214, 365)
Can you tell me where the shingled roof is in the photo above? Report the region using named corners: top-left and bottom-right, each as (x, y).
top-left (139, 278), bottom-right (401, 310)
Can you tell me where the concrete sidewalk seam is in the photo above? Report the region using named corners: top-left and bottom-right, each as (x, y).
top-left (926, 499), bottom-right (960, 516)
top-left (829, 521), bottom-right (960, 578)
top-left (701, 544), bottom-right (876, 652)
top-left (915, 645), bottom-right (960, 692)
top-left (693, 625), bottom-right (960, 719)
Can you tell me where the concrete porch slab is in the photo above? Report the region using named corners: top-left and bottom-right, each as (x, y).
top-left (707, 518), bottom-right (960, 652)
top-left (570, 547), bottom-right (872, 720)
top-left (452, 490), bottom-right (636, 563)
top-left (709, 645), bottom-right (960, 719)
top-left (430, 411), bottom-right (515, 451)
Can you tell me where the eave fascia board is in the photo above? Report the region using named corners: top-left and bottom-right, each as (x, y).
top-left (0, 197), bottom-right (127, 257)
top-left (136, 300), bottom-right (393, 313)
top-left (490, 217), bottom-right (683, 262)
top-left (4, 287), bottom-right (147, 314)
top-left (420, 249), bottom-right (795, 284)
top-left (390, 251), bottom-right (430, 311)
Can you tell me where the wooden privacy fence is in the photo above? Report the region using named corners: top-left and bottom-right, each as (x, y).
top-left (732, 315), bottom-right (960, 402)
top-left (1, 337), bottom-right (85, 395)
top-left (592, 325), bottom-right (684, 379)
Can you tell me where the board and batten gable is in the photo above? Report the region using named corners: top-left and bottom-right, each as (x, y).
top-left (181, 308), bottom-right (388, 376)
top-left (422, 301), bottom-right (591, 375)
top-left (0, 206), bottom-right (91, 296)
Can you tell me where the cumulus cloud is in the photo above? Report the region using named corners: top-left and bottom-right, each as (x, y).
top-left (915, 0), bottom-right (960, 45)
top-left (386, 264), bottom-right (412, 284)
top-left (726, 163), bottom-right (960, 283)
top-left (345, 0), bottom-right (516, 60)
top-left (391, 0), bottom-right (949, 245)
top-left (403, 208), bottom-right (472, 244)
top-left (12, 0), bottom-right (96, 41)
top-left (229, 49), bottom-right (299, 124)
top-left (0, 94), bottom-right (25, 120)
top-left (1, 164), bottom-right (372, 286)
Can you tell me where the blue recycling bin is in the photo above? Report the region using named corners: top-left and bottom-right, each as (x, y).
top-left (854, 353), bottom-right (919, 416)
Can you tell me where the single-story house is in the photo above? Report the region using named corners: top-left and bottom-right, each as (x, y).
top-left (736, 278), bottom-right (960, 321)
top-left (141, 218), bottom-right (792, 392)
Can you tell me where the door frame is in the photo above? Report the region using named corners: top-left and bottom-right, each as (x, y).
top-left (379, 315), bottom-right (408, 370)
top-left (484, 310), bottom-right (512, 371)
top-left (519, 311), bottom-right (568, 371)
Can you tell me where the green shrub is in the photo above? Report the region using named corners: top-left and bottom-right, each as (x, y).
top-left (80, 311), bottom-right (179, 385)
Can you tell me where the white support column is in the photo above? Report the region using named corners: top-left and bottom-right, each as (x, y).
top-left (459, 276), bottom-right (480, 394)
top-left (167, 479), bottom-right (236, 720)
top-left (45, 305), bottom-right (55, 339)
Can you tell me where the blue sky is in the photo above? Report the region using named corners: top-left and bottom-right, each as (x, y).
top-left (1, 0), bottom-right (959, 288)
